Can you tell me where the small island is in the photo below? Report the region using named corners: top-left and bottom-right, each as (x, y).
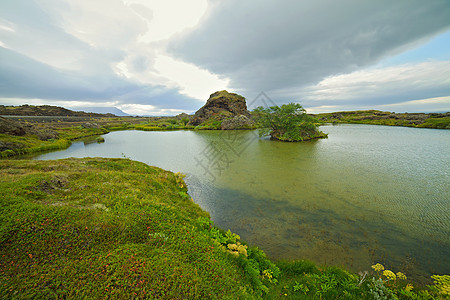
top-left (253, 103), bottom-right (328, 142)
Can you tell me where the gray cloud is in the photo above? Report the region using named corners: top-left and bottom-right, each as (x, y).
top-left (0, 0), bottom-right (201, 113)
top-left (1, 0), bottom-right (449, 114)
top-left (168, 0), bottom-right (450, 101)
top-left (0, 47), bottom-right (198, 111)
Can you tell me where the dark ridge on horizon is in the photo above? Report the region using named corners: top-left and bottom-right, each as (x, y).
top-left (0, 104), bottom-right (117, 117)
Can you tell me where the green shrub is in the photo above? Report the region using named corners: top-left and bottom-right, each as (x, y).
top-left (253, 103), bottom-right (327, 141)
top-left (0, 149), bottom-right (15, 157)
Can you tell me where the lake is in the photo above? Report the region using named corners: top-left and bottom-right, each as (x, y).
top-left (34, 124), bottom-right (450, 282)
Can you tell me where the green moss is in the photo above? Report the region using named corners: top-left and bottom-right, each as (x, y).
top-left (315, 111), bottom-right (450, 129)
top-left (0, 125), bottom-right (114, 158)
top-left (209, 90), bottom-right (245, 103)
top-left (0, 158), bottom-right (251, 299)
top-left (0, 158), bottom-right (447, 298)
top-left (0, 149), bottom-right (15, 158)
top-left (417, 117), bottom-right (450, 129)
top-left (194, 118), bottom-right (223, 130)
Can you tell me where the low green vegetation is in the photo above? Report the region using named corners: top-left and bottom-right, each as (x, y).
top-left (253, 103), bottom-right (328, 142)
top-left (417, 117), bottom-right (450, 129)
top-left (315, 111), bottom-right (450, 129)
top-left (1, 158), bottom-right (447, 299)
top-left (192, 116), bottom-right (223, 130)
top-left (0, 158), bottom-right (249, 298)
top-left (0, 127), bottom-right (108, 158)
top-left (0, 117), bottom-right (192, 158)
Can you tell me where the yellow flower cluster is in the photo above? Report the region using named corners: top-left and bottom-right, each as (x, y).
top-left (404, 284), bottom-right (414, 292)
top-left (371, 263), bottom-right (385, 272)
top-left (262, 270), bottom-right (273, 280)
top-left (431, 275), bottom-right (450, 296)
top-left (226, 242), bottom-right (248, 257)
top-left (174, 172), bottom-right (186, 189)
top-left (371, 263), bottom-right (408, 282)
top-left (383, 270), bottom-right (396, 281)
top-left (396, 272), bottom-right (407, 280)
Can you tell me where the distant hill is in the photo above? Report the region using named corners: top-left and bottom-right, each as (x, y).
top-left (0, 105), bottom-right (116, 117)
top-left (71, 106), bottom-right (130, 116)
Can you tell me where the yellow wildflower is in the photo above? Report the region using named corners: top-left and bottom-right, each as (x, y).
top-left (237, 245), bottom-right (248, 257)
top-left (431, 275), bottom-right (450, 296)
top-left (404, 284), bottom-right (414, 292)
top-left (396, 272), bottom-right (407, 280)
top-left (227, 244), bottom-right (238, 251)
top-left (383, 270), bottom-right (396, 281)
top-left (371, 263), bottom-right (384, 272)
top-left (262, 270), bottom-right (273, 280)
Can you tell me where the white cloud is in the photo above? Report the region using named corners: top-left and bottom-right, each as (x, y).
top-left (375, 96), bottom-right (450, 112)
top-left (304, 105), bottom-right (341, 114)
top-left (123, 0), bottom-right (208, 43)
top-left (0, 0), bottom-right (227, 111)
top-left (154, 54), bottom-right (229, 100)
top-left (2, 0), bottom-right (450, 113)
top-left (118, 103), bottom-right (185, 116)
top-left (0, 97), bottom-right (192, 116)
top-left (169, 0), bottom-right (450, 103)
top-left (0, 98), bottom-right (119, 108)
top-left (305, 96), bottom-right (450, 113)
top-left (302, 60), bottom-right (450, 101)
top-left (0, 22), bottom-right (15, 33)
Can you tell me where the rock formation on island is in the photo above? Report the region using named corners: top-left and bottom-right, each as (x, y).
top-left (189, 90), bottom-right (254, 129)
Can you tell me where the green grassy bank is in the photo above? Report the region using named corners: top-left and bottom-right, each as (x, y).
top-left (0, 158), bottom-right (448, 299)
top-left (314, 111), bottom-right (450, 129)
top-left (0, 127), bottom-right (109, 158)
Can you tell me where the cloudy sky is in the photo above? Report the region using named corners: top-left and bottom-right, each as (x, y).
top-left (1, 0), bottom-right (449, 115)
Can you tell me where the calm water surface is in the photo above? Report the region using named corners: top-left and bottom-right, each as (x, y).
top-left (34, 125), bottom-right (450, 282)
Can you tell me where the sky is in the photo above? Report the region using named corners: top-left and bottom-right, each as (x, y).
top-left (1, 0), bottom-right (450, 115)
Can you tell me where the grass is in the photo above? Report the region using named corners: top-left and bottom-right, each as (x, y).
top-left (1, 158), bottom-right (448, 299)
top-left (314, 111), bottom-right (450, 129)
top-left (417, 117), bottom-right (450, 129)
top-left (0, 127), bottom-right (109, 158)
top-left (0, 134), bottom-right (72, 158)
top-left (0, 158), bottom-right (251, 298)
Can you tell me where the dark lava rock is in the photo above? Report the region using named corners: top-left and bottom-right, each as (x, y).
top-left (176, 113), bottom-right (191, 120)
top-left (0, 117), bottom-right (26, 136)
top-left (0, 141), bottom-right (23, 152)
top-left (81, 122), bottom-right (100, 129)
top-left (29, 127), bottom-right (59, 141)
top-left (221, 115), bottom-right (254, 130)
top-left (189, 91), bottom-right (252, 127)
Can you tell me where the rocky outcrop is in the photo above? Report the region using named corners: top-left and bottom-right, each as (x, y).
top-left (221, 115), bottom-right (254, 130)
top-left (176, 113), bottom-right (191, 120)
top-left (189, 90), bottom-right (253, 129)
top-left (0, 116), bottom-right (59, 141)
top-left (27, 127), bottom-right (59, 141)
top-left (0, 117), bottom-right (26, 136)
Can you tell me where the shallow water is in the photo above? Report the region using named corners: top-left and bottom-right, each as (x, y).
top-left (34, 125), bottom-right (450, 282)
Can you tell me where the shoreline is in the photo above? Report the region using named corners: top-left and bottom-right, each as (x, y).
top-left (0, 157), bottom-right (447, 298)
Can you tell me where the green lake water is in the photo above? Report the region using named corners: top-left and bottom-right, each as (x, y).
top-left (34, 125), bottom-right (450, 282)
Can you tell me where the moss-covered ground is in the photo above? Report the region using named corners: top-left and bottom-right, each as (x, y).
top-left (1, 158), bottom-right (448, 299)
top-left (314, 111), bottom-right (450, 129)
